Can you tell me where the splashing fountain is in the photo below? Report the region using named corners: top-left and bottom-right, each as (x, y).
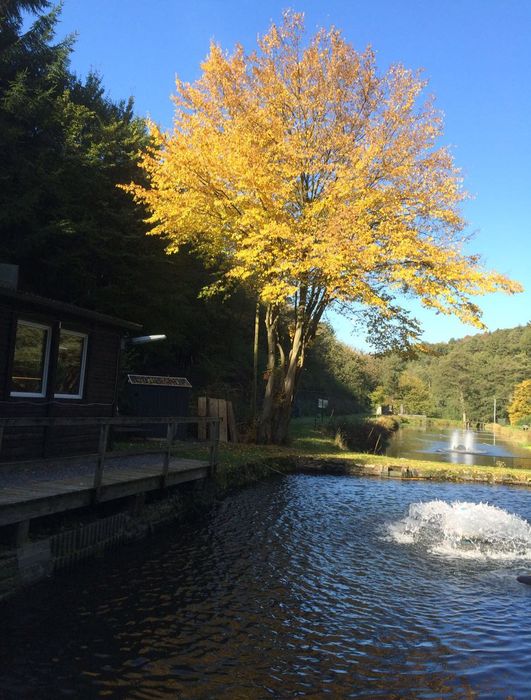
top-left (450, 429), bottom-right (476, 453)
top-left (388, 500), bottom-right (531, 560)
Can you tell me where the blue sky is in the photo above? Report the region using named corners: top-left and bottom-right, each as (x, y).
top-left (57, 0), bottom-right (530, 350)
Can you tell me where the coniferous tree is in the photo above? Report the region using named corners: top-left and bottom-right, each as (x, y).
top-left (0, 1), bottom-right (260, 410)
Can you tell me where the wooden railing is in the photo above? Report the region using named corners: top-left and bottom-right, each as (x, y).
top-left (0, 416), bottom-right (220, 497)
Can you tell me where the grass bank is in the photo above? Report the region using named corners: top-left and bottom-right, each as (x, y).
top-left (120, 415), bottom-right (531, 491)
top-left (486, 423), bottom-right (531, 450)
top-left (209, 416), bottom-right (531, 489)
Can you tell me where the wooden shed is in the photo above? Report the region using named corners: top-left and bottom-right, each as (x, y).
top-left (0, 282), bottom-right (141, 460)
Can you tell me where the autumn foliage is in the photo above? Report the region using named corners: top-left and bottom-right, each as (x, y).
top-left (125, 12), bottom-right (521, 443)
top-left (508, 379), bottom-right (531, 426)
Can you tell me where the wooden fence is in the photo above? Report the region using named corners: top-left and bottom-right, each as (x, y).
top-left (0, 415), bottom-right (220, 495)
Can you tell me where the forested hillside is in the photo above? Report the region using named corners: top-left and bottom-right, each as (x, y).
top-left (370, 325), bottom-right (531, 422)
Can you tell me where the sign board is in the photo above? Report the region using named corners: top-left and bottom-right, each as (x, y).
top-left (317, 398), bottom-right (328, 409)
top-left (127, 374), bottom-right (192, 388)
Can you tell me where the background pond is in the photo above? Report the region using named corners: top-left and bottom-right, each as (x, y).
top-left (386, 425), bottom-right (531, 469)
top-left (1, 474), bottom-right (531, 698)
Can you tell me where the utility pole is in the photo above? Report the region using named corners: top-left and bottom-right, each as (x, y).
top-left (493, 397), bottom-right (497, 445)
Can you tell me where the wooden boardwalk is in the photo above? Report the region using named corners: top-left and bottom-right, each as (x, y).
top-left (0, 416), bottom-right (219, 533)
top-left (0, 453), bottom-right (210, 527)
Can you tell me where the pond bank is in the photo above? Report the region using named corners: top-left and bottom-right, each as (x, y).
top-left (486, 422), bottom-right (531, 448)
top-left (294, 455), bottom-right (531, 486)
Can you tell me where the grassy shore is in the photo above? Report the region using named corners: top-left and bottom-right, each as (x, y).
top-left (208, 417), bottom-right (531, 489)
top-left (486, 423), bottom-right (531, 450)
top-left (118, 416), bottom-right (531, 490)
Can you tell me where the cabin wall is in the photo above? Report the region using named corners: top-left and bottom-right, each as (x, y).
top-left (0, 297), bottom-right (125, 460)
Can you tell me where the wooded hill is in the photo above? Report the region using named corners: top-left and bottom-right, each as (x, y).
top-left (369, 325), bottom-right (531, 423)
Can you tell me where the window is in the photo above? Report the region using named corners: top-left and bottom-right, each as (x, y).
top-left (11, 321), bottom-right (51, 397)
top-left (54, 329), bottom-right (88, 399)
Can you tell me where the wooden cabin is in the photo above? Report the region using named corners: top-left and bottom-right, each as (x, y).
top-left (0, 282), bottom-right (141, 460)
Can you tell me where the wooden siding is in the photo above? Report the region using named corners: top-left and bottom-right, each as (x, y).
top-left (0, 295), bottom-right (128, 460)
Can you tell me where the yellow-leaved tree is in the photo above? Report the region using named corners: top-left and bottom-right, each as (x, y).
top-left (124, 12), bottom-right (522, 443)
top-left (508, 380), bottom-right (531, 426)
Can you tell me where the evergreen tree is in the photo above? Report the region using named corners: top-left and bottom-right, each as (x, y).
top-left (0, 1), bottom-right (258, 409)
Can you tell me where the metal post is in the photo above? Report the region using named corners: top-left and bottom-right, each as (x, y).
top-left (493, 397), bottom-right (497, 445)
top-left (93, 423), bottom-right (110, 501)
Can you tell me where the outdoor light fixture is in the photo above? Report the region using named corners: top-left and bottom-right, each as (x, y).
top-left (124, 334), bottom-right (167, 347)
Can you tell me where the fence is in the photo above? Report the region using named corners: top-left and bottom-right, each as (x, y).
top-left (0, 415), bottom-right (220, 498)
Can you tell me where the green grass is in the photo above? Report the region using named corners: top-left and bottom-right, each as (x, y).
top-left (222, 417), bottom-right (531, 486)
top-left (117, 416), bottom-right (531, 488)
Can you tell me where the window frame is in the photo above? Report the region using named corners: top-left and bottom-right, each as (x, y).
top-left (54, 328), bottom-right (89, 400)
top-left (10, 319), bottom-right (52, 398)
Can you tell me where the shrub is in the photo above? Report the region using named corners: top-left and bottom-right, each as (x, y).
top-left (326, 416), bottom-right (399, 453)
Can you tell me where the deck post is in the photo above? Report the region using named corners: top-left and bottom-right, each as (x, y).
top-left (93, 423), bottom-right (110, 501)
top-left (15, 519), bottom-right (30, 548)
top-left (209, 419), bottom-right (220, 477)
top-left (161, 421), bottom-right (175, 488)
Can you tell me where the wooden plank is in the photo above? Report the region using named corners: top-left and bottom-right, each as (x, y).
top-left (102, 468), bottom-right (161, 484)
top-left (197, 397), bottom-right (207, 441)
top-left (165, 467), bottom-right (208, 486)
top-left (209, 420), bottom-right (220, 474)
top-left (0, 491), bottom-right (94, 527)
top-left (0, 415), bottom-right (222, 428)
top-left (93, 424), bottom-right (110, 500)
top-left (218, 400), bottom-right (228, 443)
top-left (11, 482), bottom-right (77, 496)
top-left (0, 466), bottom-right (209, 526)
top-left (227, 401), bottom-right (238, 443)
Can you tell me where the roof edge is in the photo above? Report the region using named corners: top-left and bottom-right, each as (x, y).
top-left (0, 287), bottom-right (142, 331)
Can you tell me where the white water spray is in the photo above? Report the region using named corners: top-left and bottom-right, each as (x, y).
top-left (450, 430), bottom-right (475, 453)
top-left (388, 500), bottom-right (531, 559)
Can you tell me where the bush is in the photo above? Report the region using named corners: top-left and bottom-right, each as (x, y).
top-left (326, 416), bottom-right (399, 453)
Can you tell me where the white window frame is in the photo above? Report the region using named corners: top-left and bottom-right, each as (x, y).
top-left (10, 320), bottom-right (52, 398)
top-left (54, 329), bottom-right (89, 400)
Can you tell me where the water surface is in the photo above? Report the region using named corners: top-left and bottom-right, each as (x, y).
top-left (386, 426), bottom-right (531, 468)
top-left (1, 474), bottom-right (531, 698)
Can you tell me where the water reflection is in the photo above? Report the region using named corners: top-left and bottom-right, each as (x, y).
top-left (386, 426), bottom-right (531, 468)
top-left (1, 475), bottom-right (531, 698)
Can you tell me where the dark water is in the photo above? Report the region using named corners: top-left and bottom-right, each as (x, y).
top-left (386, 426), bottom-right (531, 468)
top-left (2, 474), bottom-right (531, 699)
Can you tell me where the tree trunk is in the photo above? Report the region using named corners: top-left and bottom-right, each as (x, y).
top-left (257, 304), bottom-right (306, 444)
top-left (256, 288), bottom-right (328, 444)
top-left (257, 305), bottom-right (280, 443)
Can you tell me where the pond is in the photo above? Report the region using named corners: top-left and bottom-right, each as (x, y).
top-left (1, 474), bottom-right (531, 698)
top-left (386, 425), bottom-right (531, 468)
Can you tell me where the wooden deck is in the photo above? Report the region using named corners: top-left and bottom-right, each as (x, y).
top-left (0, 454), bottom-right (210, 527)
top-left (0, 416), bottom-right (220, 530)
